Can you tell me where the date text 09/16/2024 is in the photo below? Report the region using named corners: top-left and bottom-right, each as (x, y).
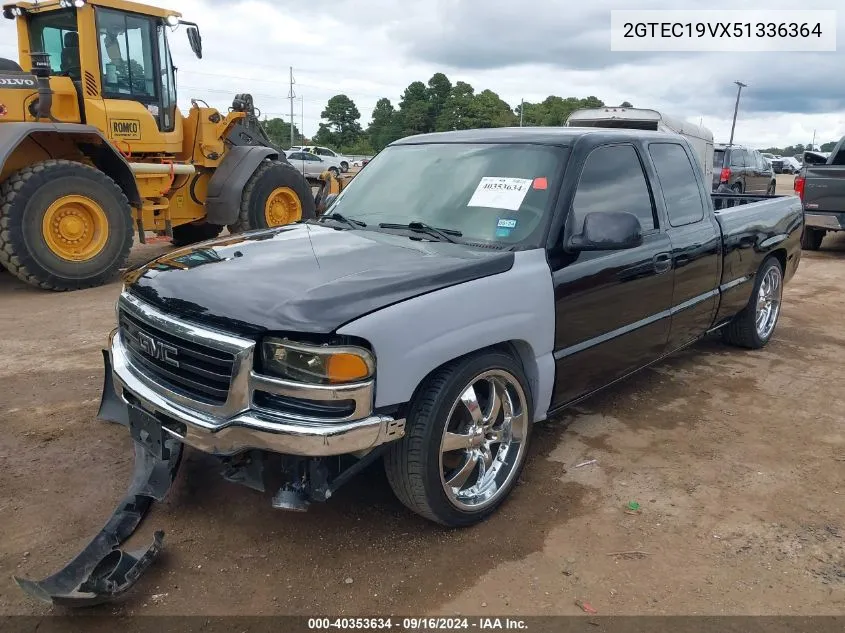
top-left (307, 617), bottom-right (528, 630)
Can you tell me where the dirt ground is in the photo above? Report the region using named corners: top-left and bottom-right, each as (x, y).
top-left (1, 175), bottom-right (843, 616)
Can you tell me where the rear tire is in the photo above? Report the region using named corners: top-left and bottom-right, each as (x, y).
top-left (171, 222), bottom-right (224, 247)
top-left (722, 256), bottom-right (783, 349)
top-left (340, 161), bottom-right (349, 173)
top-left (731, 182), bottom-right (744, 194)
top-left (227, 159), bottom-right (316, 233)
top-left (801, 227), bottom-right (824, 251)
top-left (384, 349), bottom-right (533, 527)
top-left (0, 160), bottom-right (133, 291)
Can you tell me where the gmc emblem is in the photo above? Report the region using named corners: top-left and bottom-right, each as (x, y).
top-left (137, 332), bottom-right (180, 368)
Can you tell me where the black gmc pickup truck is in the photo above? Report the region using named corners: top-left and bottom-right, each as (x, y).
top-left (16, 127), bottom-right (804, 607)
top-left (796, 136), bottom-right (845, 250)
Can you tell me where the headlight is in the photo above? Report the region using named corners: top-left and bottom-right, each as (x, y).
top-left (261, 338), bottom-right (374, 385)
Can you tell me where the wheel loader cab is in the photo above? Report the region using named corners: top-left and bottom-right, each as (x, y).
top-left (7, 0), bottom-right (190, 151)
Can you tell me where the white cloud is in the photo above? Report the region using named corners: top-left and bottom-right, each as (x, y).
top-left (1, 0), bottom-right (843, 148)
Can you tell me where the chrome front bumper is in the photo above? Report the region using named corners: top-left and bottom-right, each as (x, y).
top-left (107, 294), bottom-right (405, 457)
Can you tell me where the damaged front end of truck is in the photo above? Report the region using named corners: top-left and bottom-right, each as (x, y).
top-left (15, 293), bottom-right (407, 606)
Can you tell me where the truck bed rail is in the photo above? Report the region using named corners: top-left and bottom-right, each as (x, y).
top-left (712, 193), bottom-right (783, 211)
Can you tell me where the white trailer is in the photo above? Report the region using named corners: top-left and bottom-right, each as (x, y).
top-left (565, 107), bottom-right (715, 184)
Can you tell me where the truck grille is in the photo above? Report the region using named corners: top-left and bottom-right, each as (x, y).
top-left (119, 308), bottom-right (235, 405)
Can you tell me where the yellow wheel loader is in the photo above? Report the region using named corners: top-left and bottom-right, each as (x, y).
top-left (0, 0), bottom-right (329, 291)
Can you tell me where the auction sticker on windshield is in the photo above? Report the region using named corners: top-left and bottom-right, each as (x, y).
top-left (467, 177), bottom-right (532, 211)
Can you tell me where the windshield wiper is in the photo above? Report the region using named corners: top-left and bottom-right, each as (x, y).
top-left (319, 212), bottom-right (366, 229)
top-left (378, 221), bottom-right (462, 243)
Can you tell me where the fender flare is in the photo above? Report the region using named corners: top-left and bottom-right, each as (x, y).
top-left (0, 122), bottom-right (141, 206)
top-left (204, 145), bottom-right (282, 225)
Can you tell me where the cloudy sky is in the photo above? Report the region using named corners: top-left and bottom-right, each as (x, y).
top-left (1, 0), bottom-right (843, 149)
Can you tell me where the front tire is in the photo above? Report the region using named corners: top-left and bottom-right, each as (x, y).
top-left (0, 160), bottom-right (133, 291)
top-left (227, 159), bottom-right (316, 233)
top-left (766, 181), bottom-right (776, 195)
top-left (340, 161), bottom-right (349, 173)
top-left (722, 257), bottom-right (783, 349)
top-left (384, 349), bottom-right (533, 527)
top-left (801, 227), bottom-right (824, 251)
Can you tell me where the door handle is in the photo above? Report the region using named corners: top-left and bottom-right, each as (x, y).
top-left (653, 252), bottom-right (672, 274)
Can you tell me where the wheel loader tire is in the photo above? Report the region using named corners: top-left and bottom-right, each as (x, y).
top-left (0, 160), bottom-right (133, 291)
top-left (227, 159), bottom-right (316, 233)
top-left (171, 222), bottom-right (224, 247)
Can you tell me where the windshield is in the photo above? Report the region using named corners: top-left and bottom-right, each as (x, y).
top-left (713, 149), bottom-right (726, 168)
top-left (324, 143), bottom-right (564, 245)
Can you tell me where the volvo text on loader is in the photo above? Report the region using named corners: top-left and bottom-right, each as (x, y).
top-left (0, 0), bottom-right (320, 290)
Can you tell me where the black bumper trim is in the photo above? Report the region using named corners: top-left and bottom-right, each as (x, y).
top-left (14, 353), bottom-right (182, 607)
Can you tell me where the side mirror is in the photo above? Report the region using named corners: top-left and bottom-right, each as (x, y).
top-left (186, 26), bottom-right (202, 59)
top-left (567, 211), bottom-right (643, 251)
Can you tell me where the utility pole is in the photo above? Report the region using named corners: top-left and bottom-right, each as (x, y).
top-left (519, 98), bottom-right (524, 127)
top-left (288, 66), bottom-right (296, 147)
top-left (811, 129), bottom-right (816, 151)
top-left (727, 80), bottom-right (747, 146)
top-left (301, 96), bottom-right (305, 145)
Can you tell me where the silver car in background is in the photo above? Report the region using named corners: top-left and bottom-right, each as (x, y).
top-left (285, 151), bottom-right (341, 178)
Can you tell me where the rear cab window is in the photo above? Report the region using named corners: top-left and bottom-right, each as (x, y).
top-left (648, 143), bottom-right (705, 227)
top-left (714, 149), bottom-right (726, 168)
top-left (571, 144), bottom-right (657, 234)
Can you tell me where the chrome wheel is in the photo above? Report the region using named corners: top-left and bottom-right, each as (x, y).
top-left (755, 264), bottom-right (782, 340)
top-left (438, 369), bottom-right (529, 511)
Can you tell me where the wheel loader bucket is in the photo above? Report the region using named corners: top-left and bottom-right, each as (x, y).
top-left (314, 169), bottom-right (355, 215)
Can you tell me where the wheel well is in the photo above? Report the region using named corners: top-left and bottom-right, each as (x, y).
top-left (769, 248), bottom-right (787, 273)
top-left (0, 129), bottom-right (141, 207)
top-left (396, 339), bottom-right (539, 419)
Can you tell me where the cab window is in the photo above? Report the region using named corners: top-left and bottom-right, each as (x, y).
top-left (97, 8), bottom-right (157, 100)
top-left (27, 8), bottom-right (79, 78)
top-left (156, 24), bottom-right (176, 131)
top-left (648, 143), bottom-right (705, 227)
top-left (572, 144), bottom-right (657, 233)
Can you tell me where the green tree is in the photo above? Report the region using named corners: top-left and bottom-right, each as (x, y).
top-left (367, 98), bottom-right (403, 151)
top-left (820, 141), bottom-right (837, 152)
top-left (317, 94), bottom-right (362, 148)
top-left (263, 117), bottom-right (302, 149)
top-left (436, 81), bottom-right (476, 131)
top-left (519, 95), bottom-right (605, 126)
top-left (426, 73), bottom-right (452, 129)
top-left (470, 89), bottom-right (517, 128)
top-left (342, 137), bottom-right (375, 155)
top-left (620, 101), bottom-right (633, 107)
top-left (312, 123), bottom-right (336, 147)
top-left (398, 81), bottom-right (431, 135)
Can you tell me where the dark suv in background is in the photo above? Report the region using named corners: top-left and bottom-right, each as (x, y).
top-left (713, 145), bottom-right (777, 194)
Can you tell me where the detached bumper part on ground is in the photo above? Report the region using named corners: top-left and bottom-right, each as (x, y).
top-left (13, 423), bottom-right (182, 607)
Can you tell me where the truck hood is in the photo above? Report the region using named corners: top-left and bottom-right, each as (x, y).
top-left (126, 223), bottom-right (514, 335)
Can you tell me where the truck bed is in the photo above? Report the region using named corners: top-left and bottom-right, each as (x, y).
top-left (711, 193), bottom-right (804, 326)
